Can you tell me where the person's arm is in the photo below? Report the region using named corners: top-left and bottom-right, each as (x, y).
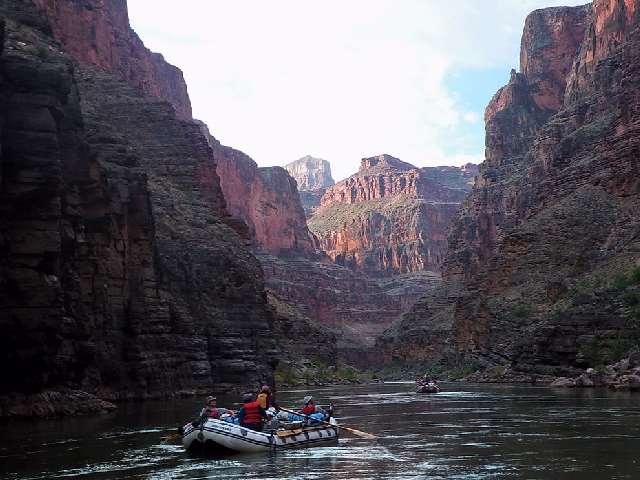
top-left (260, 407), bottom-right (268, 419)
top-left (238, 407), bottom-right (245, 424)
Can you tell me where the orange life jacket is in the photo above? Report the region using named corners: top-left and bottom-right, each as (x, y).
top-left (257, 392), bottom-right (269, 409)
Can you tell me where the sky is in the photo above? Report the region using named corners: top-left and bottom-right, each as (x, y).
top-left (128, 0), bottom-right (587, 182)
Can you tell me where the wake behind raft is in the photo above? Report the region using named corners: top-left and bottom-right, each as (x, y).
top-left (182, 411), bottom-right (339, 453)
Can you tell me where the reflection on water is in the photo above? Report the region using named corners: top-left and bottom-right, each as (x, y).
top-left (1, 383), bottom-right (639, 479)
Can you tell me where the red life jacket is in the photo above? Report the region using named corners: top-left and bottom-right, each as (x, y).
top-left (205, 407), bottom-right (219, 419)
top-left (242, 401), bottom-right (263, 425)
top-left (302, 404), bottom-right (316, 415)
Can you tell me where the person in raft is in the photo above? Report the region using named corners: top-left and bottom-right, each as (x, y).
top-left (238, 393), bottom-right (268, 431)
top-left (300, 395), bottom-right (327, 416)
top-left (256, 385), bottom-right (280, 411)
top-left (199, 396), bottom-right (233, 420)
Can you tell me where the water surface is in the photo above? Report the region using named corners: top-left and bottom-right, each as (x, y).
top-left (1, 383), bottom-right (639, 479)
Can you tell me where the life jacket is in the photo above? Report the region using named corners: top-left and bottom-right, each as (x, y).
top-left (241, 401), bottom-right (263, 425)
top-left (205, 407), bottom-right (219, 419)
top-left (257, 392), bottom-right (269, 409)
top-left (302, 404), bottom-right (316, 415)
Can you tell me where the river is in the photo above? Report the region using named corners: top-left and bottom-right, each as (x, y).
top-left (1, 383), bottom-right (639, 479)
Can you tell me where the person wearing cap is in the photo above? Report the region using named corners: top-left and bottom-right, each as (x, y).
top-left (300, 395), bottom-right (326, 416)
top-left (256, 385), bottom-right (279, 411)
top-left (238, 393), bottom-right (267, 431)
top-left (199, 396), bottom-right (233, 420)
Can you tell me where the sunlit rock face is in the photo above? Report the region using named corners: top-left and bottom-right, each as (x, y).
top-left (0, 0), bottom-right (277, 417)
top-left (285, 156), bottom-right (335, 216)
top-left (285, 155), bottom-right (335, 191)
top-left (196, 125), bottom-right (317, 257)
top-left (309, 154), bottom-right (476, 277)
top-left (32, 0), bottom-right (192, 120)
top-left (381, 1), bottom-right (640, 377)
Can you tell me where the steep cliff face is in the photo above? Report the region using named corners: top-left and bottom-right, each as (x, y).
top-left (31, 0), bottom-right (192, 120)
top-left (309, 154), bottom-right (474, 276)
top-left (0, 0), bottom-right (276, 417)
top-left (197, 125), bottom-right (317, 256)
top-left (383, 1), bottom-right (640, 377)
top-left (285, 156), bottom-right (335, 216)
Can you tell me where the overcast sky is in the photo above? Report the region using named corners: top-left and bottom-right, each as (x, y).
top-left (128, 0), bottom-right (587, 181)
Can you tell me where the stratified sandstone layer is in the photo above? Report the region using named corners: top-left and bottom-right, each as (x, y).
top-left (382, 1), bottom-right (640, 377)
top-left (309, 154), bottom-right (476, 276)
top-left (0, 0), bottom-right (276, 417)
top-left (32, 0), bottom-right (192, 120)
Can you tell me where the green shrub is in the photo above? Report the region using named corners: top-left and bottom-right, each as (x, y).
top-left (512, 303), bottom-right (534, 319)
top-left (275, 365), bottom-right (298, 385)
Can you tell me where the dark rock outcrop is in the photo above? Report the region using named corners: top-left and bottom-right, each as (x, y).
top-left (381, 1), bottom-right (640, 377)
top-left (309, 154), bottom-right (475, 276)
top-left (0, 0), bottom-right (276, 417)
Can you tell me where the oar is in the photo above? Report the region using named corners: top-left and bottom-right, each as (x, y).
top-left (279, 407), bottom-right (376, 440)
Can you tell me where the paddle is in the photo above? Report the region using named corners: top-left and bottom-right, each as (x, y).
top-left (278, 406), bottom-right (376, 440)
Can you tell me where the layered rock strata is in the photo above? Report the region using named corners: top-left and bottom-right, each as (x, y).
top-left (309, 154), bottom-right (475, 276)
top-left (381, 1), bottom-right (640, 377)
top-left (258, 253), bottom-right (441, 366)
top-left (0, 0), bottom-right (276, 417)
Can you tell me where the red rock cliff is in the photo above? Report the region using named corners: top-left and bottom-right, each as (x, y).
top-left (198, 124), bottom-right (317, 256)
top-left (32, 0), bottom-right (192, 120)
top-left (309, 154), bottom-right (475, 276)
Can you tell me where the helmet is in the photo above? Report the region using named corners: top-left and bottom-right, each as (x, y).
top-left (207, 396), bottom-right (216, 402)
top-left (243, 393), bottom-right (254, 403)
top-left (261, 385), bottom-right (272, 393)
top-left (303, 395), bottom-right (313, 405)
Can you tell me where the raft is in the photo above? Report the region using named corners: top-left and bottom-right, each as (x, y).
top-left (416, 383), bottom-right (440, 394)
top-left (182, 418), bottom-right (339, 453)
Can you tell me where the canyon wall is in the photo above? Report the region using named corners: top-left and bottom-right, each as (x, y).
top-left (309, 154), bottom-right (476, 277)
top-left (198, 125), bottom-right (317, 257)
top-left (382, 1), bottom-right (640, 377)
top-left (0, 0), bottom-right (276, 417)
top-left (259, 253), bottom-right (440, 366)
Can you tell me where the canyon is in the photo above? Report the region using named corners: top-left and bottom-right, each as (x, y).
top-left (381, 0), bottom-right (640, 379)
top-left (2, 0), bottom-right (638, 419)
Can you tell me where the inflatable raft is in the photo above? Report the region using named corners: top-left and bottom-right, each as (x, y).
top-left (416, 383), bottom-right (440, 394)
top-left (182, 418), bottom-right (339, 453)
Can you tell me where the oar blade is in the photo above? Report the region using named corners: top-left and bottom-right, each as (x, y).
top-left (344, 427), bottom-right (377, 439)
